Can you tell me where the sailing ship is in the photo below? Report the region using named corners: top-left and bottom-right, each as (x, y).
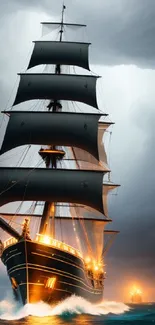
top-left (130, 287), bottom-right (143, 304)
top-left (0, 5), bottom-right (119, 305)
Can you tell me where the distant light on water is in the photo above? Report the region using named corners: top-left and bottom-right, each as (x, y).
top-left (130, 286), bottom-right (142, 297)
top-left (129, 285), bottom-right (143, 303)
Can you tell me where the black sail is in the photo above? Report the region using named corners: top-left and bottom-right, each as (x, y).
top-left (28, 41), bottom-right (90, 70)
top-left (0, 168), bottom-right (105, 213)
top-left (13, 74), bottom-right (99, 108)
top-left (0, 112), bottom-right (105, 159)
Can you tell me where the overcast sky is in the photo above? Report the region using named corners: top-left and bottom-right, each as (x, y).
top-left (0, 0), bottom-right (155, 302)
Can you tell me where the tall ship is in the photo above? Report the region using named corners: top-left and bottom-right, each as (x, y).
top-left (130, 287), bottom-right (143, 304)
top-left (0, 5), bottom-right (119, 305)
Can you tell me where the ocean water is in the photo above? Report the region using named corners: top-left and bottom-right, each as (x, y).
top-left (0, 295), bottom-right (154, 325)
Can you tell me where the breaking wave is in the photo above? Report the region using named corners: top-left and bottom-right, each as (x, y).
top-left (0, 295), bottom-right (130, 320)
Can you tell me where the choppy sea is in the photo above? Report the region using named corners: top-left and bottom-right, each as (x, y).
top-left (0, 295), bottom-right (154, 325)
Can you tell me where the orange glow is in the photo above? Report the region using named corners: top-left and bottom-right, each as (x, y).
top-left (120, 279), bottom-right (152, 303)
top-left (85, 256), bottom-right (104, 274)
top-left (22, 217), bottom-right (30, 226)
top-left (3, 237), bottom-right (17, 249)
top-left (11, 277), bottom-right (18, 289)
top-left (39, 149), bottom-right (65, 154)
top-left (35, 234), bottom-right (83, 259)
top-left (50, 203), bottom-right (55, 214)
top-left (85, 256), bottom-right (91, 264)
top-left (130, 286), bottom-right (142, 296)
top-left (45, 277), bottom-right (56, 289)
top-left (41, 235), bottom-right (51, 245)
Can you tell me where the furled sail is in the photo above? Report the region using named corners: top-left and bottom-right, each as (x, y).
top-left (0, 168), bottom-right (106, 213)
top-left (41, 22), bottom-right (86, 37)
top-left (13, 73), bottom-right (99, 108)
top-left (0, 112), bottom-right (104, 160)
top-left (28, 41), bottom-right (90, 70)
top-left (41, 22), bottom-right (87, 27)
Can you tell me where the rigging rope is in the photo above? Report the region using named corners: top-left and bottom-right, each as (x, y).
top-left (0, 158), bottom-right (44, 197)
top-left (79, 217), bottom-right (93, 256)
top-left (16, 145), bottom-right (31, 167)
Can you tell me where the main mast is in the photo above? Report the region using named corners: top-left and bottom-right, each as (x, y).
top-left (0, 7), bottom-right (122, 307)
top-left (39, 4), bottom-right (66, 236)
top-left (0, 4), bottom-right (120, 257)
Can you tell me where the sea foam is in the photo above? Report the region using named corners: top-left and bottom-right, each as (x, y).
top-left (0, 295), bottom-right (130, 320)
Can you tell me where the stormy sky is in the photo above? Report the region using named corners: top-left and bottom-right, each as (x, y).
top-left (0, 0), bottom-right (155, 302)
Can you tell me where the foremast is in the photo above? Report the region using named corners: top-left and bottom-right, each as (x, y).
top-left (39, 4), bottom-right (66, 237)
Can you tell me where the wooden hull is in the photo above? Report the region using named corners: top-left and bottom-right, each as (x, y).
top-left (1, 240), bottom-right (103, 305)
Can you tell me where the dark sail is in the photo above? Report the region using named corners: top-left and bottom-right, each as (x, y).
top-left (0, 168), bottom-right (106, 213)
top-left (13, 74), bottom-right (99, 108)
top-left (28, 41), bottom-right (90, 70)
top-left (0, 112), bottom-right (105, 159)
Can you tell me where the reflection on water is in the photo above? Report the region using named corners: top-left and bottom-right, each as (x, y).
top-left (0, 315), bottom-right (99, 325)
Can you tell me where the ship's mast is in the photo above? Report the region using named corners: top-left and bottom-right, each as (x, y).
top-left (0, 3), bottom-right (120, 266)
top-left (60, 3), bottom-right (66, 41)
top-left (39, 4), bottom-right (66, 236)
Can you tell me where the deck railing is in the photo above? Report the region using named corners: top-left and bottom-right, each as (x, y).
top-left (35, 234), bottom-right (83, 259)
top-left (2, 234), bottom-right (83, 260)
top-left (3, 237), bottom-right (18, 249)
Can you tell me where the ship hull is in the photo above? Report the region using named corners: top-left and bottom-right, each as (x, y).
top-left (1, 240), bottom-right (103, 305)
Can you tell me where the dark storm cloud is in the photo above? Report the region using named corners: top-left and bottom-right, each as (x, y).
top-left (1, 0), bottom-right (155, 68)
top-left (0, 80), bottom-right (10, 108)
top-left (105, 102), bottom-right (155, 296)
top-left (111, 103), bottom-right (155, 258)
